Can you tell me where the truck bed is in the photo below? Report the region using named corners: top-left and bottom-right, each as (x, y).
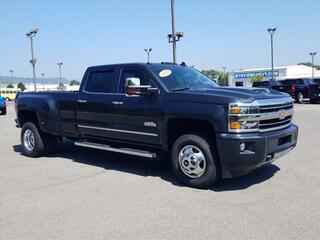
top-left (16, 91), bottom-right (79, 137)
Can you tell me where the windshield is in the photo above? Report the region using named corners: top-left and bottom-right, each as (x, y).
top-left (148, 65), bottom-right (219, 91)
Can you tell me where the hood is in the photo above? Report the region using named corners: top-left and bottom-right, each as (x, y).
top-left (169, 87), bottom-right (291, 105)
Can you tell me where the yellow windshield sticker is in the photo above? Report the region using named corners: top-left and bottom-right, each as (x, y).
top-left (159, 69), bottom-right (172, 78)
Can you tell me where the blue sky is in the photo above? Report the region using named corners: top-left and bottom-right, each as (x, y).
top-left (0, 0), bottom-right (319, 80)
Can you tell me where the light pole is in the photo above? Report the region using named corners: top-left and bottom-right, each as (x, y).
top-left (57, 62), bottom-right (63, 89)
top-left (41, 73), bottom-right (45, 90)
top-left (26, 28), bottom-right (39, 91)
top-left (144, 48), bottom-right (152, 63)
top-left (9, 70), bottom-right (14, 82)
top-left (310, 52), bottom-right (317, 81)
top-left (267, 27), bottom-right (277, 81)
top-left (168, 0), bottom-right (183, 63)
top-left (222, 66), bottom-right (226, 74)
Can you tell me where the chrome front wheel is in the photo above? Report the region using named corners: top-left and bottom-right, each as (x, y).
top-left (178, 145), bottom-right (206, 178)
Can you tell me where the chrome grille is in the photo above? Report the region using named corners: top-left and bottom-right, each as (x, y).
top-left (259, 102), bottom-right (293, 132)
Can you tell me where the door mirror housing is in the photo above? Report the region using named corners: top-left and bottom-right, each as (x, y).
top-left (125, 77), bottom-right (141, 87)
top-left (125, 77), bottom-right (159, 95)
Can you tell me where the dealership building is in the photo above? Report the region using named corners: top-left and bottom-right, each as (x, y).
top-left (228, 65), bottom-right (320, 87)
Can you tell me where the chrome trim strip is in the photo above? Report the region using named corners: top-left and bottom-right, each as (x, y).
top-left (229, 108), bottom-right (294, 121)
top-left (259, 123), bottom-right (292, 132)
top-left (260, 104), bottom-right (293, 110)
top-left (75, 141), bottom-right (157, 158)
top-left (77, 124), bottom-right (158, 137)
top-left (230, 97), bottom-right (294, 107)
top-left (259, 118), bottom-right (291, 127)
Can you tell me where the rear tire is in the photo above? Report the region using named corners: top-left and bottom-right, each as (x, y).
top-left (21, 122), bottom-right (57, 157)
top-left (0, 108), bottom-right (6, 115)
top-left (170, 134), bottom-right (219, 189)
top-left (297, 92), bottom-right (304, 103)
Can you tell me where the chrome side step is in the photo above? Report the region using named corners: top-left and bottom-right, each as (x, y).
top-left (74, 141), bottom-right (157, 158)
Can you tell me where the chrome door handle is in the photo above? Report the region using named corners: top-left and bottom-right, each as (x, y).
top-left (77, 99), bottom-right (87, 103)
top-left (112, 101), bottom-right (123, 105)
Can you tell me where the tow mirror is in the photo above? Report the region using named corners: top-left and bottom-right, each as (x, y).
top-left (125, 77), bottom-right (158, 95)
top-left (125, 77), bottom-right (141, 88)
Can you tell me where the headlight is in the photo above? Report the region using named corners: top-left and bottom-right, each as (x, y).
top-left (229, 105), bottom-right (259, 114)
top-left (229, 103), bottom-right (260, 133)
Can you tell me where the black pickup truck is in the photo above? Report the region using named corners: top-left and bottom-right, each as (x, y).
top-left (15, 63), bottom-right (298, 188)
top-left (253, 79), bottom-right (320, 103)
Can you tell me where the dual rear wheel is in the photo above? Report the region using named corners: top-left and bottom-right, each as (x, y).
top-left (21, 122), bottom-right (57, 157)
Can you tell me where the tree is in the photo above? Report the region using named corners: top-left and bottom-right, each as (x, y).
top-left (7, 83), bottom-right (14, 88)
top-left (69, 79), bottom-right (80, 86)
top-left (298, 62), bottom-right (320, 70)
top-left (17, 82), bottom-right (26, 91)
top-left (201, 69), bottom-right (229, 86)
top-left (250, 75), bottom-right (264, 84)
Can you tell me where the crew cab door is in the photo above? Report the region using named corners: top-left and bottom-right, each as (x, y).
top-left (76, 66), bottom-right (120, 138)
top-left (108, 67), bottom-right (162, 145)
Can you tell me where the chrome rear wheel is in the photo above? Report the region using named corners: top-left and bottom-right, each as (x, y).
top-left (23, 129), bottom-right (35, 151)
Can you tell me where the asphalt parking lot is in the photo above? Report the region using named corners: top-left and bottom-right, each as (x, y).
top-left (1, 101), bottom-right (320, 240)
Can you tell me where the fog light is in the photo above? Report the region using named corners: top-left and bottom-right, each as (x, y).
top-left (239, 142), bottom-right (246, 152)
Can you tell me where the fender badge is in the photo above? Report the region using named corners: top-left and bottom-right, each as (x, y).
top-left (144, 121), bottom-right (157, 127)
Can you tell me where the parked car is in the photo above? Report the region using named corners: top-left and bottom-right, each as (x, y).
top-left (15, 63), bottom-right (298, 189)
top-left (313, 78), bottom-right (320, 85)
top-left (280, 79), bottom-right (320, 103)
top-left (253, 79), bottom-right (320, 103)
top-left (0, 96), bottom-right (6, 115)
top-left (252, 80), bottom-right (283, 90)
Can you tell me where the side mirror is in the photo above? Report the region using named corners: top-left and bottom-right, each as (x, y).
top-left (125, 77), bottom-right (159, 95)
top-left (125, 77), bottom-right (141, 88)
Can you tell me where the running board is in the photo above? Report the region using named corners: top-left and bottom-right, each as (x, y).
top-left (74, 141), bottom-right (157, 158)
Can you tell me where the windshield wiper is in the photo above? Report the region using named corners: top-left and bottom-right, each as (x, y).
top-left (172, 87), bottom-right (190, 92)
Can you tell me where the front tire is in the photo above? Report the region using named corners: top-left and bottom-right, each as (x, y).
top-left (170, 134), bottom-right (219, 189)
top-left (0, 108), bottom-right (6, 115)
top-left (21, 122), bottom-right (57, 157)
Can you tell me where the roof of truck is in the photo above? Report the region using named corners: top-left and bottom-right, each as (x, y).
top-left (87, 62), bottom-right (179, 70)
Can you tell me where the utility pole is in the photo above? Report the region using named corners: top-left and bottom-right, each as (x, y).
top-left (41, 73), bottom-right (45, 91)
top-left (267, 27), bottom-right (277, 81)
top-left (168, 0), bottom-right (183, 63)
top-left (57, 62), bottom-right (63, 89)
top-left (26, 28), bottom-right (39, 91)
top-left (171, 0), bottom-right (176, 63)
top-left (144, 48), bottom-right (152, 63)
top-left (310, 52), bottom-right (317, 81)
top-left (9, 70), bottom-right (14, 82)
